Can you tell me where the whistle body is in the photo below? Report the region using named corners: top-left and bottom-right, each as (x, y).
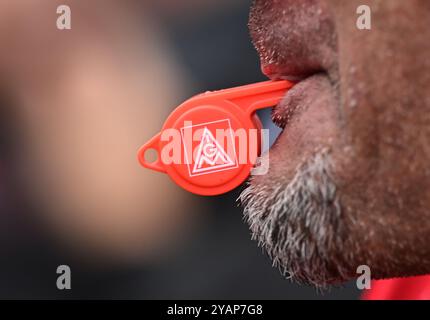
top-left (138, 80), bottom-right (293, 196)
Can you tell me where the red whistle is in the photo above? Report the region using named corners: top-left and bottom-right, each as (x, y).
top-left (138, 80), bottom-right (293, 196)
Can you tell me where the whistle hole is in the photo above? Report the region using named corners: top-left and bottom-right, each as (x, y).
top-left (144, 148), bottom-right (158, 164)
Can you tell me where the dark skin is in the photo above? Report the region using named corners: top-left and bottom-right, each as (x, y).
top-left (243, 0), bottom-right (430, 285)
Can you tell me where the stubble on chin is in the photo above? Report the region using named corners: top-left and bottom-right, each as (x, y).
top-left (240, 148), bottom-right (356, 287)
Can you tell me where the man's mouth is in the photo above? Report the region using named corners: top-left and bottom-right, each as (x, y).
top-left (246, 0), bottom-right (341, 179)
top-left (249, 0), bottom-right (338, 143)
top-left (261, 57), bottom-right (332, 137)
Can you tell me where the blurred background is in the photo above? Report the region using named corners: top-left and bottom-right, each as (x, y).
top-left (0, 0), bottom-right (360, 299)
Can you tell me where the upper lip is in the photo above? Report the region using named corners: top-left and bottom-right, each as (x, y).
top-left (262, 64), bottom-right (321, 82)
top-left (248, 0), bottom-right (337, 82)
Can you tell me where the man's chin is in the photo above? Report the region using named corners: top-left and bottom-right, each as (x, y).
top-left (240, 148), bottom-right (357, 287)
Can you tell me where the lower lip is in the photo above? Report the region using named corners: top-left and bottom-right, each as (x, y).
top-left (272, 73), bottom-right (329, 130)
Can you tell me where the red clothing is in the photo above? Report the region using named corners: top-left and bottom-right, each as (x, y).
top-left (363, 275), bottom-right (430, 300)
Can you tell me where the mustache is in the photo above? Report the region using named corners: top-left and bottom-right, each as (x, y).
top-left (239, 148), bottom-right (353, 287)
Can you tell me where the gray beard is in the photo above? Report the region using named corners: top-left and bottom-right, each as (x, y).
top-left (240, 149), bottom-right (354, 287)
